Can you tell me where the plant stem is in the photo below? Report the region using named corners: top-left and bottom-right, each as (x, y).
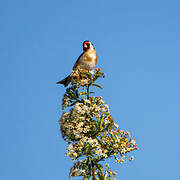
top-left (92, 161), bottom-right (95, 180)
top-left (87, 84), bottom-right (90, 99)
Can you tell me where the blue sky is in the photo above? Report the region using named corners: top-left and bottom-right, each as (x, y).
top-left (0, 0), bottom-right (180, 179)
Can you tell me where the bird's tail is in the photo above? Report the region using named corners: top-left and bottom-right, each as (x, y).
top-left (56, 75), bottom-right (71, 87)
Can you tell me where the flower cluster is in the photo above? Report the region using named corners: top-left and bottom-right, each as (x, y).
top-left (60, 96), bottom-right (110, 141)
top-left (59, 68), bottom-right (138, 179)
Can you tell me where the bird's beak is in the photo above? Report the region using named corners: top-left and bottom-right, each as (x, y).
top-left (84, 44), bottom-right (87, 48)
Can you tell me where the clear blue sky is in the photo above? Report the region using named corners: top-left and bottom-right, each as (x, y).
top-left (1, 0), bottom-right (180, 179)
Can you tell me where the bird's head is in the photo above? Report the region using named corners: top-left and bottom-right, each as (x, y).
top-left (83, 41), bottom-right (94, 51)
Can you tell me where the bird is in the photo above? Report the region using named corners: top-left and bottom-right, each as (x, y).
top-left (56, 41), bottom-right (97, 87)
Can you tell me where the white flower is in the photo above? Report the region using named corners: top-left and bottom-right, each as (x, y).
top-left (81, 79), bottom-right (88, 84)
top-left (83, 126), bottom-right (90, 133)
top-left (114, 123), bottom-right (119, 128)
top-left (102, 153), bottom-right (108, 158)
top-left (96, 149), bottom-right (102, 155)
top-left (105, 119), bottom-right (110, 125)
top-left (121, 148), bottom-right (126, 154)
top-left (75, 134), bottom-right (80, 139)
top-left (101, 107), bottom-right (106, 112)
top-left (104, 104), bottom-right (109, 109)
top-left (62, 94), bottom-right (69, 110)
top-left (81, 136), bottom-right (88, 142)
top-left (83, 105), bottom-right (89, 110)
top-left (80, 169), bottom-right (86, 174)
top-left (84, 99), bottom-right (91, 104)
top-left (114, 144), bottom-right (119, 148)
top-left (102, 149), bottom-right (108, 158)
top-left (74, 103), bottom-right (82, 113)
top-left (129, 156), bottom-right (134, 162)
top-left (67, 143), bottom-right (73, 151)
top-left (89, 69), bottom-right (94, 75)
top-left (120, 159), bottom-right (125, 163)
top-left (99, 99), bottom-right (104, 104)
top-left (78, 122), bottom-right (84, 127)
top-left (66, 152), bottom-right (71, 156)
top-left (87, 138), bottom-right (94, 144)
top-left (73, 152), bottom-right (78, 157)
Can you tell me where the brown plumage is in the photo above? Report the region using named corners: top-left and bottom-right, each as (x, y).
top-left (57, 41), bottom-right (97, 87)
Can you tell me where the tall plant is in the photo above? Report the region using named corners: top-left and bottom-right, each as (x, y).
top-left (59, 68), bottom-right (138, 180)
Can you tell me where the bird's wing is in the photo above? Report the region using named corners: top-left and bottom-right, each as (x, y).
top-left (73, 52), bottom-right (83, 70)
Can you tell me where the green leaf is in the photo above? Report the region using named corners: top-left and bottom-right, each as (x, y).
top-left (83, 178), bottom-right (89, 180)
top-left (66, 89), bottom-right (78, 100)
top-left (84, 71), bottom-right (92, 79)
top-left (96, 164), bottom-right (103, 178)
top-left (91, 83), bottom-right (103, 89)
top-left (79, 92), bottom-right (88, 96)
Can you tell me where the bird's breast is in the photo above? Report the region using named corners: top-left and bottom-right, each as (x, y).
top-left (80, 50), bottom-right (97, 70)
